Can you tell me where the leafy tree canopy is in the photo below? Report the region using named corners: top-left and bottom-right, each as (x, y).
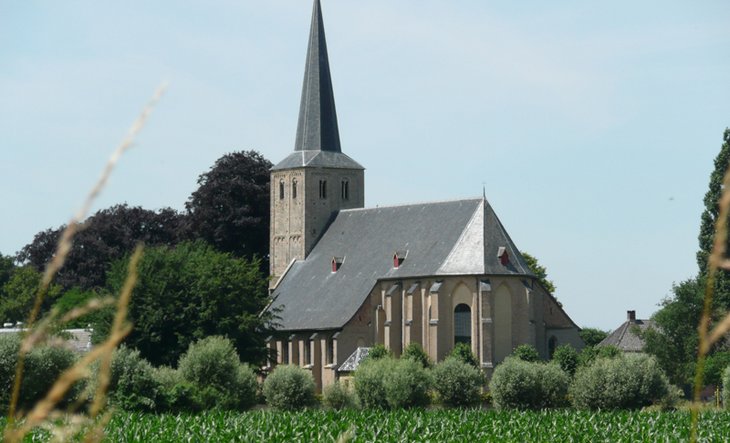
top-left (642, 277), bottom-right (704, 387)
top-left (0, 253), bottom-right (14, 289)
top-left (698, 128), bottom-right (730, 307)
top-left (522, 252), bottom-right (556, 295)
top-left (185, 150), bottom-right (272, 261)
top-left (0, 266), bottom-right (62, 324)
top-left (579, 328), bottom-right (609, 348)
top-left (17, 204), bottom-right (188, 290)
top-left (97, 241), bottom-right (271, 367)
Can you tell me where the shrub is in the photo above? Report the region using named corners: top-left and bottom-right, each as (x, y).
top-left (178, 336), bottom-right (257, 410)
top-left (570, 354), bottom-right (671, 410)
top-left (512, 344), bottom-right (540, 362)
top-left (366, 344), bottom-right (391, 361)
top-left (153, 366), bottom-right (200, 412)
top-left (578, 345), bottom-right (620, 368)
top-left (0, 333), bottom-right (78, 413)
top-left (263, 365), bottom-right (316, 410)
top-left (354, 358), bottom-right (392, 409)
top-left (552, 344), bottom-right (579, 376)
top-left (432, 357), bottom-right (483, 407)
top-left (704, 352), bottom-right (730, 387)
top-left (489, 358), bottom-right (569, 410)
top-left (384, 358), bottom-right (431, 408)
top-left (402, 343), bottom-right (431, 368)
top-left (107, 346), bottom-right (160, 411)
top-left (322, 380), bottom-right (357, 410)
top-left (450, 343), bottom-right (479, 368)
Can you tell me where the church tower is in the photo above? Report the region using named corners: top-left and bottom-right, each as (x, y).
top-left (270, 0), bottom-right (364, 286)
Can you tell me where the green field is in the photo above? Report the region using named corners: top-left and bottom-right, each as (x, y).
top-left (5, 409), bottom-right (730, 442)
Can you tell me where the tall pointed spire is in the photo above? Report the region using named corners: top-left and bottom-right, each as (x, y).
top-left (294, 0), bottom-right (341, 153)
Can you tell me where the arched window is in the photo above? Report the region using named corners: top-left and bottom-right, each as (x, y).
top-left (454, 304), bottom-right (471, 345)
top-left (319, 180), bottom-right (327, 199)
top-left (292, 179), bottom-right (298, 199)
top-left (279, 180), bottom-right (285, 200)
top-left (548, 336), bottom-right (558, 358)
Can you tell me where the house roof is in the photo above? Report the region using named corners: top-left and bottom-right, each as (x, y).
top-left (269, 197), bottom-right (535, 332)
top-left (598, 319), bottom-right (655, 352)
top-left (338, 347), bottom-right (371, 372)
top-left (0, 328), bottom-right (92, 354)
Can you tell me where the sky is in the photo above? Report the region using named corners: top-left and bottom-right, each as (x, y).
top-left (1, 1), bottom-right (729, 331)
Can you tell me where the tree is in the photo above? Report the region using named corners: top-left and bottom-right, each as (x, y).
top-left (697, 129), bottom-right (730, 284)
top-left (579, 328), bottom-right (609, 347)
top-left (17, 204), bottom-right (188, 290)
top-left (642, 277), bottom-right (705, 387)
top-left (0, 266), bottom-right (62, 324)
top-left (185, 151), bottom-right (272, 261)
top-left (0, 254), bottom-right (14, 289)
top-left (99, 241), bottom-right (271, 367)
top-left (641, 130), bottom-right (730, 388)
top-left (522, 252), bottom-right (556, 295)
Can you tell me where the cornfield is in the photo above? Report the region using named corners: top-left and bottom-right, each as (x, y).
top-left (4, 409), bottom-right (730, 442)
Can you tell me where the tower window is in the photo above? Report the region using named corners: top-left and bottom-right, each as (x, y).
top-left (279, 180), bottom-right (285, 200)
top-left (319, 180), bottom-right (327, 199)
top-left (292, 179), bottom-right (298, 199)
top-left (341, 180), bottom-right (349, 200)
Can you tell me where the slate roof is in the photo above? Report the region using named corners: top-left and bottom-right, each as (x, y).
top-left (338, 347), bottom-right (371, 372)
top-left (269, 198), bottom-right (535, 332)
top-left (274, 0), bottom-right (359, 171)
top-left (0, 328), bottom-right (93, 354)
top-left (598, 319), bottom-right (655, 352)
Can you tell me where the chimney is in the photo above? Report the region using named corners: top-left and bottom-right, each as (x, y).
top-left (627, 310), bottom-right (636, 322)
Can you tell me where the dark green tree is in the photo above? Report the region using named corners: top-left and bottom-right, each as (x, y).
top-left (0, 253), bottom-right (14, 289)
top-left (99, 241), bottom-right (270, 367)
top-left (185, 150), bottom-right (272, 261)
top-left (579, 327), bottom-right (609, 347)
top-left (0, 266), bottom-right (62, 324)
top-left (698, 129), bottom-right (730, 273)
top-left (522, 252), bottom-right (556, 295)
top-left (640, 129), bottom-right (730, 388)
top-left (642, 277), bottom-right (704, 387)
top-left (17, 205), bottom-right (188, 290)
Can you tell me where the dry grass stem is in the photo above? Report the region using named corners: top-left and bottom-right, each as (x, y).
top-left (690, 149), bottom-right (730, 442)
top-left (5, 83), bottom-right (164, 437)
top-left (8, 246), bottom-right (142, 441)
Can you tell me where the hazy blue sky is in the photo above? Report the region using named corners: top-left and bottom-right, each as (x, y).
top-left (1, 1), bottom-right (729, 331)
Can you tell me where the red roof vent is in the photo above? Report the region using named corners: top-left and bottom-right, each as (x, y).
top-left (332, 256), bottom-right (344, 273)
top-left (497, 247), bottom-right (509, 266)
top-left (393, 250), bottom-right (407, 268)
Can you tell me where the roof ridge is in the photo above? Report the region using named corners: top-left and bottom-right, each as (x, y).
top-left (340, 197), bottom-right (483, 213)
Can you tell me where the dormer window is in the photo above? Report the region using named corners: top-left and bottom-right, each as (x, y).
top-left (279, 180), bottom-right (285, 200)
top-left (497, 247), bottom-right (509, 265)
top-left (331, 256), bottom-right (344, 272)
top-left (393, 250), bottom-right (407, 268)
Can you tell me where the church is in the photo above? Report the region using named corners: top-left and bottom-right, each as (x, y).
top-left (265, 0), bottom-right (582, 390)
